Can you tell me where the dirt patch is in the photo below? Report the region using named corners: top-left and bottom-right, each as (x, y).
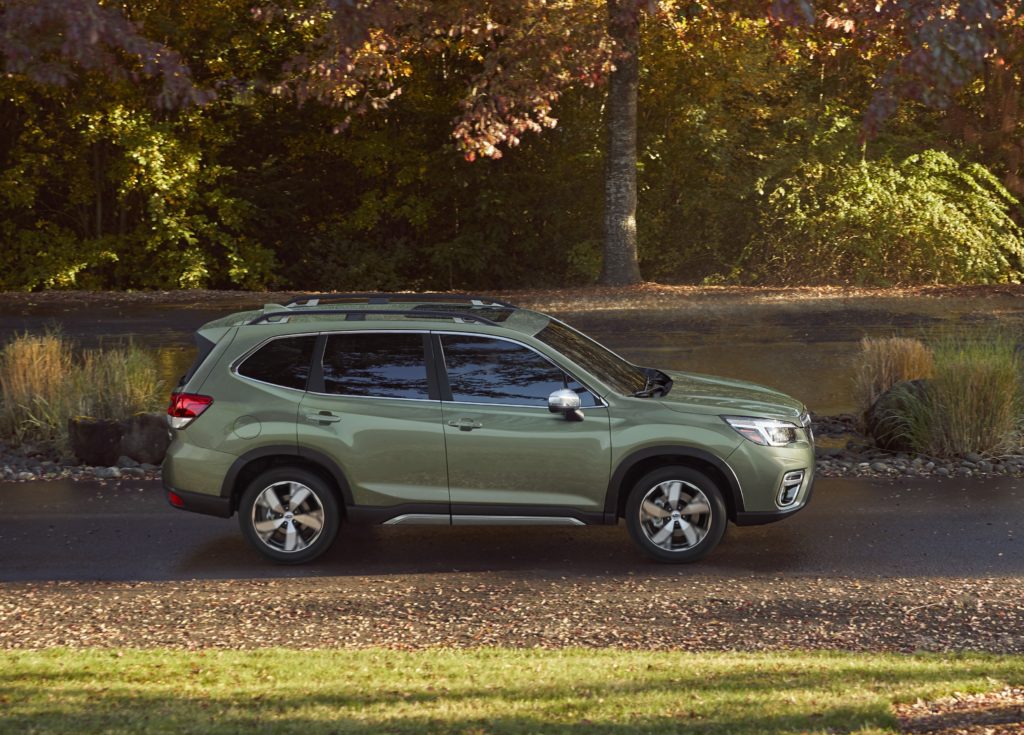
top-left (895, 687), bottom-right (1024, 734)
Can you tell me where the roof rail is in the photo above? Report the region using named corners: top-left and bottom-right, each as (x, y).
top-left (248, 308), bottom-right (500, 326)
top-left (284, 292), bottom-right (517, 309)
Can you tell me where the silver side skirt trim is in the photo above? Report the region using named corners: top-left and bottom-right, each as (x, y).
top-left (452, 515), bottom-right (585, 526)
top-left (382, 514), bottom-right (587, 526)
top-left (383, 514), bottom-right (451, 525)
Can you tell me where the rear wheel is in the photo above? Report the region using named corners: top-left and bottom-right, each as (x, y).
top-left (238, 467), bottom-right (340, 564)
top-left (625, 466), bottom-right (727, 563)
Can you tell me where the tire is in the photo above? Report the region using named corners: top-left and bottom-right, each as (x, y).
top-left (624, 466), bottom-right (727, 563)
top-left (238, 467), bottom-right (340, 564)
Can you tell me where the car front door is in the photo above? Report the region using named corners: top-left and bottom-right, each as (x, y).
top-left (298, 331), bottom-right (449, 510)
top-left (435, 333), bottom-right (611, 516)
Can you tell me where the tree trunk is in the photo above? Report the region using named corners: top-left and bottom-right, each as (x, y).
top-left (600, 0), bottom-right (642, 286)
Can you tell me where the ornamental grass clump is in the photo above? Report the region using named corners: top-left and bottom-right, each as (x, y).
top-left (887, 332), bottom-right (1023, 457)
top-left (0, 331), bottom-right (74, 447)
top-left (0, 331), bottom-right (163, 451)
top-left (854, 336), bottom-right (934, 418)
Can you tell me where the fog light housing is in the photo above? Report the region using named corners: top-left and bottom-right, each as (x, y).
top-left (778, 470), bottom-right (804, 507)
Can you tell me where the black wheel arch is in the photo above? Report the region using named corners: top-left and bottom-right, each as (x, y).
top-left (220, 445), bottom-right (354, 513)
top-left (605, 445), bottom-right (744, 522)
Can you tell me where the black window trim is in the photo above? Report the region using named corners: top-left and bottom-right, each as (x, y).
top-left (307, 329), bottom-right (440, 403)
top-left (231, 332), bottom-right (319, 393)
top-left (431, 331), bottom-right (607, 409)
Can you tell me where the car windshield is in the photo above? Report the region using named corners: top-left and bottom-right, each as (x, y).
top-left (535, 319), bottom-right (649, 396)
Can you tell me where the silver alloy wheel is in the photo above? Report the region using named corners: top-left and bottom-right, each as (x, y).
top-left (250, 481), bottom-right (326, 554)
top-left (637, 479), bottom-right (713, 552)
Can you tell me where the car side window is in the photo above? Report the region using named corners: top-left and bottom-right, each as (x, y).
top-left (237, 335), bottom-right (316, 390)
top-left (440, 335), bottom-right (597, 407)
top-left (322, 332), bottom-right (430, 400)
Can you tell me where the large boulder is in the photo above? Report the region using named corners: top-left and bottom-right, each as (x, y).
top-left (118, 413), bottom-right (170, 465)
top-left (68, 412), bottom-right (170, 467)
top-left (68, 417), bottom-right (123, 467)
top-left (865, 379), bottom-right (929, 452)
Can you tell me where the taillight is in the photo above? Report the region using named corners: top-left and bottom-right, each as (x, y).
top-left (167, 392), bottom-right (214, 429)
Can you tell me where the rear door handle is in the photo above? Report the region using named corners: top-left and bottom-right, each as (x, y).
top-left (448, 418), bottom-right (483, 431)
top-left (305, 412), bottom-right (342, 424)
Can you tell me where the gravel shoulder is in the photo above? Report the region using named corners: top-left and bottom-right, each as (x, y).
top-left (1, 575), bottom-right (1020, 652)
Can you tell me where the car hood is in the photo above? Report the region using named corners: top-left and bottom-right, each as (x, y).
top-left (656, 370), bottom-right (805, 421)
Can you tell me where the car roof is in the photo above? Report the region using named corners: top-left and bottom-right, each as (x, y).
top-left (197, 294), bottom-right (552, 340)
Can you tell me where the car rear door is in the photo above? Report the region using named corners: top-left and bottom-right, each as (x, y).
top-left (297, 330), bottom-right (449, 510)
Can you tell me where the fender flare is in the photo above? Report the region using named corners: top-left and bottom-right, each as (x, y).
top-left (603, 445), bottom-right (744, 519)
top-left (220, 444), bottom-right (354, 506)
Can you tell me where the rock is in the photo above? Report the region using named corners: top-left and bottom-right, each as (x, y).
top-left (118, 413), bottom-right (170, 465)
top-left (16, 471), bottom-right (34, 481)
top-left (119, 467), bottom-right (146, 479)
top-left (964, 452), bottom-right (985, 464)
top-left (68, 417), bottom-right (123, 467)
top-left (979, 461), bottom-right (994, 473)
top-left (936, 466), bottom-right (951, 476)
top-left (865, 380), bottom-right (929, 452)
top-left (140, 463), bottom-right (158, 471)
top-left (870, 462), bottom-right (889, 473)
top-left (116, 455), bottom-right (141, 469)
top-left (962, 461), bottom-right (978, 470)
top-left (93, 466), bottom-right (122, 479)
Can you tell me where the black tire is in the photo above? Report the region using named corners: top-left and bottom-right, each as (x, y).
top-left (238, 467), bottom-right (340, 564)
top-left (624, 466), bottom-right (727, 563)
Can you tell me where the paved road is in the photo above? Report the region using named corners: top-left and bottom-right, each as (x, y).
top-left (0, 476), bottom-right (1019, 582)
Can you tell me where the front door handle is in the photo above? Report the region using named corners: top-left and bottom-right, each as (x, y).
top-left (448, 418), bottom-right (483, 431)
top-left (305, 411), bottom-right (342, 424)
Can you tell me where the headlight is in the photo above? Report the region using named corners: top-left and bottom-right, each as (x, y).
top-left (723, 416), bottom-right (801, 447)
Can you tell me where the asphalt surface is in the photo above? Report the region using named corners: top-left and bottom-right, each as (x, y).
top-left (0, 476), bottom-right (1019, 582)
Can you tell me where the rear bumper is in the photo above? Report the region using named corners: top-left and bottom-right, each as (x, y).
top-left (164, 483), bottom-right (232, 518)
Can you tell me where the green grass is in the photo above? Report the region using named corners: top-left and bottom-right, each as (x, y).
top-left (1, 649), bottom-right (1021, 734)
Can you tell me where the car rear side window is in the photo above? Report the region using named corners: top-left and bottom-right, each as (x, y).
top-left (322, 332), bottom-right (429, 399)
top-left (237, 335), bottom-right (316, 390)
top-left (440, 335), bottom-right (597, 407)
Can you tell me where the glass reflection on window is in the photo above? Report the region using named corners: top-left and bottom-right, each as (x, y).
top-left (441, 335), bottom-right (595, 407)
top-left (322, 333), bottom-right (429, 399)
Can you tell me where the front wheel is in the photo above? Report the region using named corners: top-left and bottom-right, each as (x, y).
top-left (238, 467), bottom-right (340, 564)
top-left (625, 466), bottom-right (727, 563)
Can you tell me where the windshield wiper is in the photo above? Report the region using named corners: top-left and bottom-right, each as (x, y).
top-left (633, 370), bottom-right (671, 398)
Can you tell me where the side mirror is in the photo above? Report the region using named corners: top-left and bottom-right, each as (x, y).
top-left (548, 389), bottom-right (584, 421)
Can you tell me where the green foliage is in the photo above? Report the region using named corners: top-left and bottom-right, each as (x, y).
top-left (889, 332), bottom-right (1024, 457)
top-left (0, 331), bottom-right (163, 450)
top-left (0, 2), bottom-right (1022, 291)
top-left (745, 142), bottom-right (1024, 285)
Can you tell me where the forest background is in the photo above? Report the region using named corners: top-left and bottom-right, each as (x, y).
top-left (2, 0), bottom-right (1023, 292)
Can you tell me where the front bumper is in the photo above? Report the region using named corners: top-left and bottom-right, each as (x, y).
top-left (733, 472), bottom-right (815, 526)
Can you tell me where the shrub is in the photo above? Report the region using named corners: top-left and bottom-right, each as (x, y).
top-left (745, 148), bottom-right (1024, 285)
top-left (0, 332), bottom-right (163, 451)
top-left (854, 337), bottom-right (934, 418)
top-left (883, 332), bottom-right (1023, 457)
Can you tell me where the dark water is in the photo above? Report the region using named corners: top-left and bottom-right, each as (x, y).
top-left (2, 294), bottom-right (1022, 414)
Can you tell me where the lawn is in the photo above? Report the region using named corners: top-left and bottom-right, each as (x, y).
top-left (1, 649), bottom-right (1021, 734)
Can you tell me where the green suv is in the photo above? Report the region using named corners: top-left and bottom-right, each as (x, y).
top-left (164, 293), bottom-right (814, 564)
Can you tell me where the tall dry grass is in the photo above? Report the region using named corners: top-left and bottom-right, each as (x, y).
top-left (854, 336), bottom-right (934, 417)
top-left (0, 331), bottom-right (74, 445)
top-left (0, 332), bottom-right (163, 450)
top-left (896, 332), bottom-right (1023, 457)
